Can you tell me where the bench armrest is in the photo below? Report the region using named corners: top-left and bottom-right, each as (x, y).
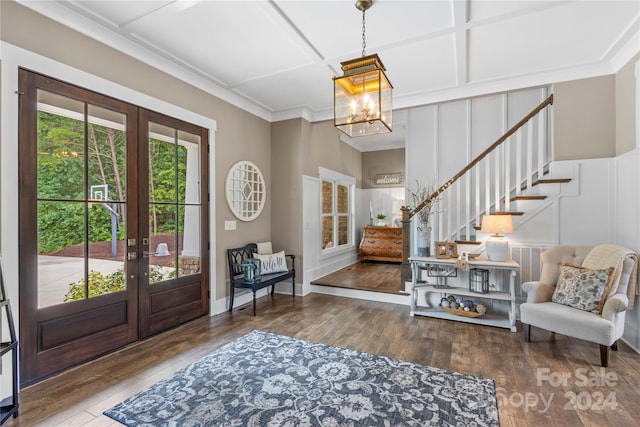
top-left (522, 281), bottom-right (554, 303)
top-left (601, 294), bottom-right (629, 321)
top-left (285, 254), bottom-right (296, 270)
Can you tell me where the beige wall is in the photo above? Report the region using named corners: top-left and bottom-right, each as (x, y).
top-left (553, 75), bottom-right (616, 160)
top-left (302, 120), bottom-right (363, 186)
top-left (271, 119), bottom-right (304, 270)
top-left (361, 149), bottom-right (406, 189)
top-left (0, 1), bottom-right (272, 301)
top-left (271, 118), bottom-right (362, 271)
top-left (616, 53), bottom-right (639, 155)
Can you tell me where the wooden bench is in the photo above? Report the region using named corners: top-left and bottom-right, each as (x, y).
top-left (226, 243), bottom-right (295, 315)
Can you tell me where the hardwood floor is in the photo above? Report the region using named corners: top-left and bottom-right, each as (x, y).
top-left (310, 261), bottom-right (403, 293)
top-left (5, 293), bottom-right (640, 427)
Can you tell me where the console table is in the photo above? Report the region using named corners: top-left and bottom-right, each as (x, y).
top-left (359, 226), bottom-right (403, 262)
top-left (408, 256), bottom-right (519, 332)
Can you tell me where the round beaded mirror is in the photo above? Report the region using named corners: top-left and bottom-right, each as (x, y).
top-left (225, 160), bottom-right (266, 221)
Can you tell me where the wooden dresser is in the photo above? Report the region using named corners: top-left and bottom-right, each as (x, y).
top-left (359, 226), bottom-right (403, 263)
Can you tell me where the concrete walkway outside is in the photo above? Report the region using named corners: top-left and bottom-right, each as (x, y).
top-left (38, 255), bottom-right (124, 308)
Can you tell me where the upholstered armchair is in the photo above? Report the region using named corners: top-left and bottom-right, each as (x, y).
top-left (520, 245), bottom-right (638, 367)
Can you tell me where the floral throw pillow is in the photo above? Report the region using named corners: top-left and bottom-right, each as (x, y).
top-left (552, 263), bottom-right (614, 314)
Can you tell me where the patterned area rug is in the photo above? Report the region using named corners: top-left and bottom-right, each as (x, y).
top-left (104, 330), bottom-right (499, 426)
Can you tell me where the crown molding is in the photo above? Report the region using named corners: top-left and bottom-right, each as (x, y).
top-left (16, 0), bottom-right (275, 122)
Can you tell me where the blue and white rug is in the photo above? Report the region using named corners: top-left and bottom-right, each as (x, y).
top-left (104, 330), bottom-right (499, 426)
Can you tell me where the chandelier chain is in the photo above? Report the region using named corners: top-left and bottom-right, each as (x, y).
top-left (361, 8), bottom-right (366, 57)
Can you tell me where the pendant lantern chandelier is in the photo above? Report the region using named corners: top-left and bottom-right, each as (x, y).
top-left (334, 0), bottom-right (393, 137)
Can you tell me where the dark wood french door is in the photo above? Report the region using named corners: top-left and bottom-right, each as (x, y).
top-left (18, 69), bottom-right (209, 385)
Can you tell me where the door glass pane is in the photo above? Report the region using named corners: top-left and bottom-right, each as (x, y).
top-left (86, 105), bottom-right (127, 299)
top-left (178, 130), bottom-right (200, 204)
top-left (148, 203), bottom-right (178, 284)
top-left (37, 90), bottom-right (85, 200)
top-left (88, 105), bottom-right (127, 202)
top-left (36, 90), bottom-right (128, 307)
top-left (38, 201), bottom-right (85, 307)
top-left (149, 122), bottom-right (177, 203)
top-left (148, 124), bottom-right (202, 284)
top-left (178, 205), bottom-right (201, 278)
top-left (88, 200), bottom-right (126, 299)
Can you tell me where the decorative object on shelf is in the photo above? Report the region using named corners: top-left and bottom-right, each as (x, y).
top-left (439, 306), bottom-right (484, 318)
top-left (469, 268), bottom-right (490, 294)
top-left (435, 241), bottom-right (449, 259)
top-left (368, 200), bottom-right (375, 226)
top-left (375, 213), bottom-right (387, 226)
top-left (333, 0), bottom-right (392, 138)
top-left (225, 160), bottom-right (266, 222)
top-left (438, 295), bottom-right (484, 317)
top-left (456, 250), bottom-right (470, 271)
top-left (427, 264), bottom-right (457, 277)
top-left (480, 214), bottom-right (513, 262)
top-left (416, 219), bottom-right (431, 256)
top-left (447, 242), bottom-right (458, 258)
top-left (409, 180), bottom-right (442, 257)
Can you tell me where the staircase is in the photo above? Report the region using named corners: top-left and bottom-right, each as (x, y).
top-left (401, 95), bottom-right (568, 277)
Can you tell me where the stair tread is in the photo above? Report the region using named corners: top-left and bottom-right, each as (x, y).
top-left (455, 240), bottom-right (481, 245)
top-left (514, 195), bottom-right (547, 200)
top-left (537, 178), bottom-right (571, 184)
top-left (493, 211), bottom-right (524, 216)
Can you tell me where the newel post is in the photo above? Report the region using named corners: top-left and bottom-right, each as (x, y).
top-left (401, 206), bottom-right (412, 289)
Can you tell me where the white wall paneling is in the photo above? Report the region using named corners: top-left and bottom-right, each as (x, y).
top-left (628, 60), bottom-right (640, 351)
top-left (405, 87), bottom-right (549, 244)
top-left (616, 148), bottom-right (640, 350)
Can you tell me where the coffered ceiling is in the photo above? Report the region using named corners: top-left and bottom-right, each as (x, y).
top-left (18, 0), bottom-right (640, 150)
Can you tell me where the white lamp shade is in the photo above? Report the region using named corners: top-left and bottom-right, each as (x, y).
top-left (480, 215), bottom-right (513, 236)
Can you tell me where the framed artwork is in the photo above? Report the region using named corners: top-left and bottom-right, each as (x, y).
top-left (435, 241), bottom-right (448, 259)
top-left (448, 242), bottom-right (458, 258)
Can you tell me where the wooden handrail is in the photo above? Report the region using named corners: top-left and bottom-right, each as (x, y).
top-left (409, 94), bottom-right (553, 219)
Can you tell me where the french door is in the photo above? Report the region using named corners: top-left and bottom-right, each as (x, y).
top-left (18, 69), bottom-right (209, 385)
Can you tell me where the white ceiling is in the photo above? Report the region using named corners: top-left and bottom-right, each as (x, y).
top-left (19, 0), bottom-right (640, 151)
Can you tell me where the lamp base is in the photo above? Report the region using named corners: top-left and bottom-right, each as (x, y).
top-left (485, 237), bottom-right (509, 262)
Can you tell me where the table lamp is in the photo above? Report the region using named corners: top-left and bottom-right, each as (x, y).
top-left (480, 215), bottom-right (513, 262)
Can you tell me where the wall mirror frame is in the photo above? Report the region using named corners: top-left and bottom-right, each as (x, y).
top-left (225, 160), bottom-right (266, 222)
